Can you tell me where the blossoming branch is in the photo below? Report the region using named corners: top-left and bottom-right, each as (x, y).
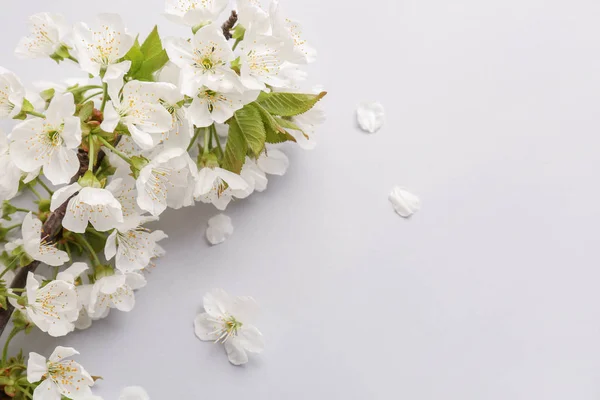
top-left (0, 0), bottom-right (326, 398)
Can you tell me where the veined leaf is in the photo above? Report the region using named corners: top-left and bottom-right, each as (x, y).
top-left (222, 118), bottom-right (248, 173)
top-left (234, 105), bottom-right (266, 156)
top-left (256, 91), bottom-right (327, 117)
top-left (140, 26), bottom-right (164, 58)
top-left (254, 104), bottom-right (297, 144)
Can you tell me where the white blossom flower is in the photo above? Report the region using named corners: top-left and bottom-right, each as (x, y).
top-left (101, 80), bottom-right (174, 150)
top-left (105, 216), bottom-right (167, 273)
top-left (21, 212), bottom-right (69, 266)
top-left (0, 67), bottom-right (25, 119)
top-left (23, 272), bottom-right (79, 337)
top-left (236, 0), bottom-right (270, 34)
top-left (73, 14), bottom-right (134, 79)
top-left (187, 82), bottom-right (259, 127)
top-left (206, 214), bottom-right (233, 245)
top-left (357, 101), bottom-right (385, 133)
top-left (136, 148), bottom-right (197, 217)
top-left (119, 386), bottom-right (150, 400)
top-left (194, 167), bottom-right (248, 210)
top-left (55, 263), bottom-right (93, 330)
top-left (88, 271), bottom-right (147, 318)
top-left (15, 13), bottom-right (70, 59)
top-left (234, 157), bottom-right (267, 198)
top-left (194, 289), bottom-right (264, 365)
top-left (165, 24), bottom-right (239, 93)
top-left (257, 148), bottom-right (289, 176)
top-left (0, 129), bottom-right (22, 201)
top-left (27, 346), bottom-right (94, 400)
top-left (106, 174), bottom-right (143, 225)
top-left (389, 186), bottom-right (421, 218)
top-left (10, 93), bottom-right (82, 185)
top-left (238, 32), bottom-right (290, 90)
top-left (270, 1), bottom-right (316, 64)
top-left (50, 183), bottom-right (124, 233)
top-left (164, 0), bottom-right (228, 27)
top-left (153, 82), bottom-right (194, 150)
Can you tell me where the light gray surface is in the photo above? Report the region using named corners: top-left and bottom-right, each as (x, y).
top-left (2, 0), bottom-right (600, 398)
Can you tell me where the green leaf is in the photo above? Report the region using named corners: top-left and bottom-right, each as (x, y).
top-left (135, 50), bottom-right (169, 81)
top-left (222, 119), bottom-right (248, 173)
top-left (234, 105), bottom-right (266, 156)
top-left (255, 104), bottom-right (297, 144)
top-left (140, 26), bottom-right (163, 58)
top-left (256, 91), bottom-right (327, 117)
top-left (123, 37), bottom-right (143, 76)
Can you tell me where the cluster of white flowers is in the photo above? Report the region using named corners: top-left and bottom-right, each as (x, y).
top-left (0, 1), bottom-right (325, 398)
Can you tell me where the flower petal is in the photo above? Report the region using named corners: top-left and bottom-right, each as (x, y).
top-left (206, 214), bottom-right (233, 245)
top-left (224, 339), bottom-right (249, 365)
top-left (194, 312), bottom-right (220, 341)
top-left (356, 101), bottom-right (385, 133)
top-left (27, 352), bottom-right (47, 382)
top-left (389, 186), bottom-right (421, 218)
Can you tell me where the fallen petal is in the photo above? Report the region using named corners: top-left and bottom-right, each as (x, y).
top-left (389, 186), bottom-right (421, 218)
top-left (206, 214), bottom-right (234, 245)
top-left (357, 101), bottom-right (385, 133)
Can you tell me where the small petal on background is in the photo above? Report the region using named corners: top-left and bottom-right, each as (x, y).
top-left (389, 186), bottom-right (421, 218)
top-left (357, 101), bottom-right (385, 133)
top-left (206, 214), bottom-right (234, 245)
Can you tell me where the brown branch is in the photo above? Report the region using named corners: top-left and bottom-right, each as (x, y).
top-left (221, 10), bottom-right (238, 40)
top-left (0, 149), bottom-right (97, 337)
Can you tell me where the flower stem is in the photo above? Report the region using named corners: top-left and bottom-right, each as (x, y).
top-left (4, 224), bottom-right (21, 232)
top-left (188, 128), bottom-right (202, 152)
top-left (36, 178), bottom-right (53, 196)
top-left (68, 85), bottom-right (102, 94)
top-left (2, 327), bottom-right (20, 365)
top-left (81, 91), bottom-right (103, 104)
top-left (26, 186), bottom-right (42, 200)
top-left (88, 136), bottom-right (95, 171)
top-left (12, 207), bottom-right (33, 214)
top-left (25, 111), bottom-right (45, 119)
top-left (96, 136), bottom-right (132, 165)
top-left (100, 82), bottom-right (108, 113)
top-left (74, 234), bottom-right (101, 267)
top-left (203, 126), bottom-right (211, 156)
top-left (212, 125), bottom-right (223, 158)
top-left (67, 55), bottom-right (79, 63)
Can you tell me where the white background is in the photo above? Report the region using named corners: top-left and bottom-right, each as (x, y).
top-left (2, 0), bottom-right (600, 398)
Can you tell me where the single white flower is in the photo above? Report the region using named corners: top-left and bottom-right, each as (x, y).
top-left (206, 214), bottom-right (233, 245)
top-left (73, 14), bottom-right (134, 79)
top-left (105, 216), bottom-right (167, 273)
top-left (15, 13), bottom-right (70, 59)
top-left (151, 82), bottom-right (194, 150)
top-left (119, 386), bottom-right (150, 400)
top-left (136, 148), bottom-right (197, 217)
top-left (0, 129), bottom-right (22, 201)
top-left (165, 24), bottom-right (239, 93)
top-left (50, 183), bottom-right (124, 233)
top-left (23, 272), bottom-right (79, 337)
top-left (88, 271), bottom-right (146, 318)
top-left (270, 1), bottom-right (316, 64)
top-left (164, 0), bottom-right (228, 27)
top-left (236, 0), bottom-right (271, 34)
top-left (21, 212), bottom-right (69, 266)
top-left (389, 186), bottom-right (421, 218)
top-left (10, 92), bottom-right (82, 185)
top-left (187, 82), bottom-right (259, 127)
top-left (101, 80), bottom-right (174, 150)
top-left (0, 67), bottom-right (25, 119)
top-left (194, 167), bottom-right (248, 210)
top-left (239, 32), bottom-right (290, 90)
top-left (357, 101), bottom-right (385, 133)
top-left (27, 346), bottom-right (94, 400)
top-left (257, 148), bottom-right (289, 176)
top-left (194, 289), bottom-right (265, 365)
top-left (234, 157), bottom-right (268, 198)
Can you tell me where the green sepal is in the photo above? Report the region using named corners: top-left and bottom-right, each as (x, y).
top-left (78, 170), bottom-right (103, 189)
top-left (12, 99), bottom-right (34, 120)
top-left (130, 156), bottom-right (150, 179)
top-left (232, 25), bottom-right (246, 40)
top-left (78, 101), bottom-right (95, 123)
top-left (40, 88), bottom-right (56, 103)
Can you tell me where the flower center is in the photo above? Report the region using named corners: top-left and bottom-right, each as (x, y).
top-left (215, 315), bottom-right (242, 343)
